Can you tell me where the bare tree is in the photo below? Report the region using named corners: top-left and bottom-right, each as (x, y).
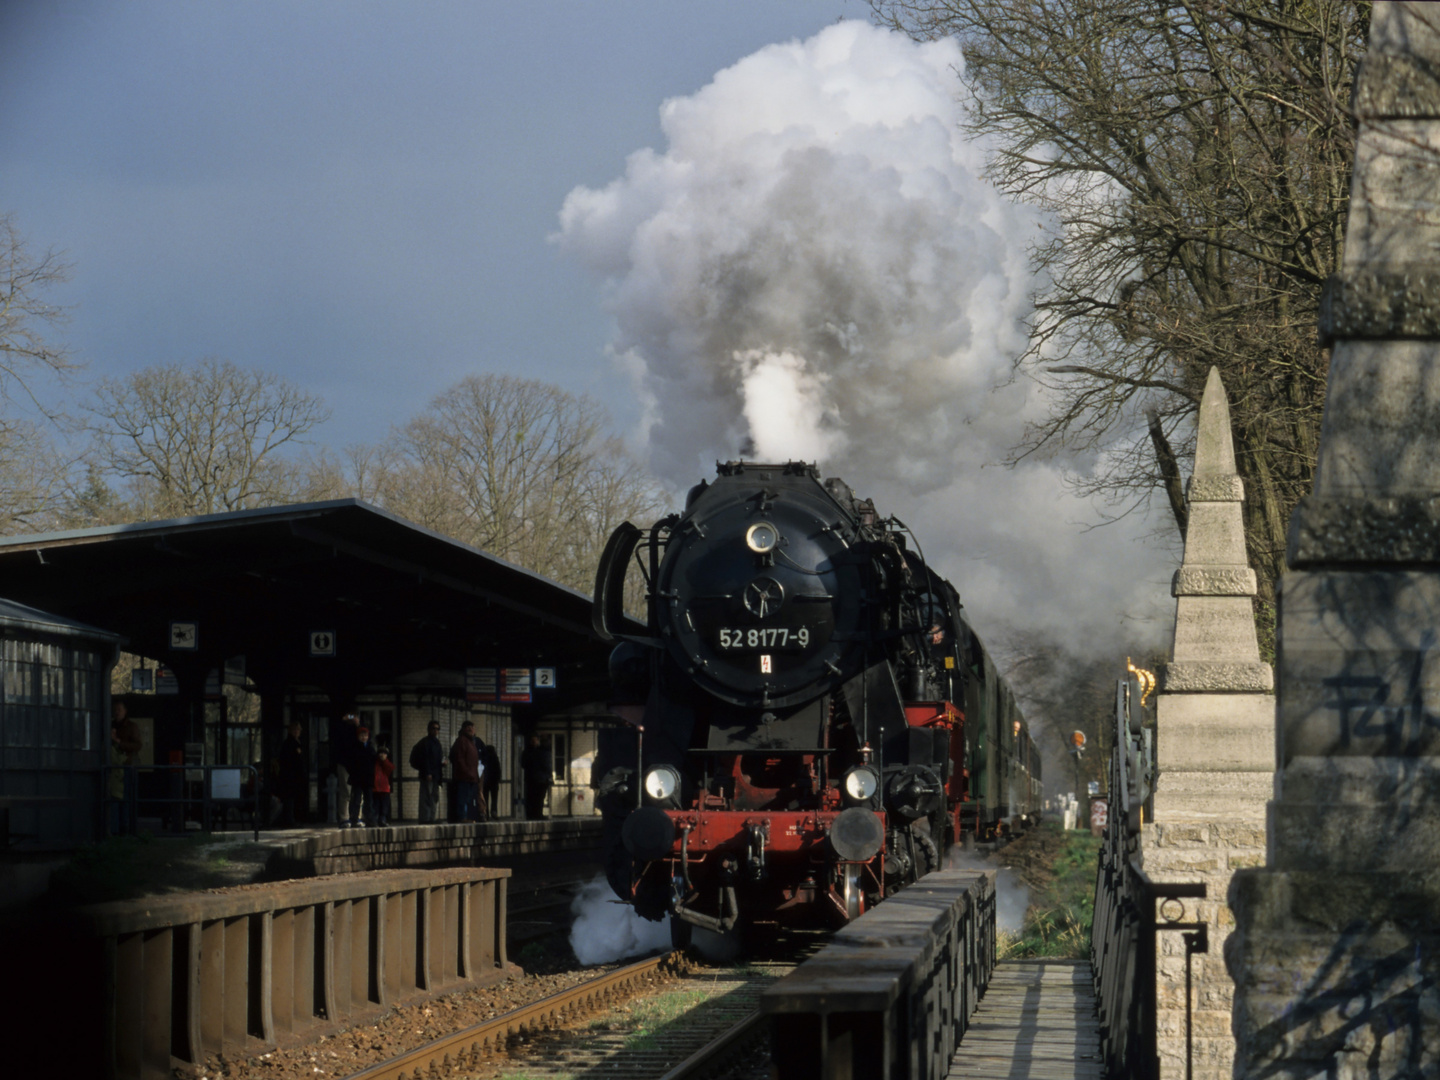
top-left (0, 212), bottom-right (76, 410)
top-left (85, 359), bottom-right (330, 518)
top-left (873, 1), bottom-right (1368, 617)
top-left (0, 420), bottom-right (72, 531)
top-left (363, 374), bottom-right (669, 591)
top-left (0, 213), bottom-right (82, 530)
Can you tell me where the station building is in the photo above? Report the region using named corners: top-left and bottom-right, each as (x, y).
top-left (0, 499), bottom-right (620, 844)
top-left (0, 599), bottom-right (119, 848)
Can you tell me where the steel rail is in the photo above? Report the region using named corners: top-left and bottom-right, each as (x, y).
top-left (345, 951), bottom-right (687, 1080)
top-left (656, 1009), bottom-right (765, 1080)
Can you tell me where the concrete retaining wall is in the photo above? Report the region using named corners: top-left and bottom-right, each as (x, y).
top-left (80, 867), bottom-right (513, 1080)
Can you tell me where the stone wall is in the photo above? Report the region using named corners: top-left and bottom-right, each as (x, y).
top-left (1143, 821), bottom-right (1267, 1077)
top-left (1228, 6), bottom-right (1440, 1076)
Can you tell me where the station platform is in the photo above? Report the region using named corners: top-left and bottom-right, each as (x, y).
top-left (260, 815), bottom-right (603, 876)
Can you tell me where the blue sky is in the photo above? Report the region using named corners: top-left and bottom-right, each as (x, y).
top-left (0, 1), bottom-right (857, 447)
top-left (0, 2), bottom-right (1178, 648)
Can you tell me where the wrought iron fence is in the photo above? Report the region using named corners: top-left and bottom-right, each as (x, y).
top-left (1090, 674), bottom-right (1208, 1080)
top-left (106, 763), bottom-right (262, 841)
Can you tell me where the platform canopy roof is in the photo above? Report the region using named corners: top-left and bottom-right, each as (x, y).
top-left (0, 500), bottom-right (611, 706)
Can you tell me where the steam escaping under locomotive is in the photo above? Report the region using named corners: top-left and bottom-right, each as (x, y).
top-left (591, 461), bottom-right (1041, 946)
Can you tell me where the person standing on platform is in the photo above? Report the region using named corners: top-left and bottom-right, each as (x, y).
top-left (410, 720), bottom-right (445, 824)
top-left (373, 746), bottom-right (394, 826)
top-left (450, 720), bottom-right (480, 822)
top-left (471, 728), bottom-right (492, 821)
top-left (275, 720), bottom-right (306, 827)
top-left (332, 713), bottom-right (360, 827)
top-left (109, 701), bottom-right (142, 834)
top-left (479, 738), bottom-right (502, 821)
top-left (347, 726), bottom-right (376, 827)
top-left (521, 735), bottom-right (552, 820)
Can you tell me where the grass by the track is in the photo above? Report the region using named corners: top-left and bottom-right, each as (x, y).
top-left (998, 821), bottom-right (1102, 960)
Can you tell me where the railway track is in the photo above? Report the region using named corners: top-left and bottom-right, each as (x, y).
top-left (343, 951), bottom-right (788, 1080)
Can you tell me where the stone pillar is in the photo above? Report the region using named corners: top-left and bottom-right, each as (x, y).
top-left (1140, 367), bottom-right (1273, 1080)
top-left (1229, 5), bottom-right (1440, 1077)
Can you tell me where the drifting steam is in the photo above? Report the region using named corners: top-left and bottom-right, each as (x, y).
top-left (569, 876), bottom-right (671, 965)
top-left (946, 848), bottom-right (1030, 935)
top-left (557, 21), bottom-right (1171, 646)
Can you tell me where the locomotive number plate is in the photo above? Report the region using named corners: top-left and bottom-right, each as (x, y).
top-left (717, 627), bottom-right (811, 650)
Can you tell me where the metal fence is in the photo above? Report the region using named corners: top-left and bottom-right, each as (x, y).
top-left (106, 763), bottom-right (263, 841)
top-left (1091, 676), bottom-right (1207, 1080)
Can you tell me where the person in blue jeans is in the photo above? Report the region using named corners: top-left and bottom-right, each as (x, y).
top-left (347, 726), bottom-right (376, 827)
top-left (449, 720), bottom-right (480, 822)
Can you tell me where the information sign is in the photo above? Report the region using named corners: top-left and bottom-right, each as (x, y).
top-left (500, 668), bottom-right (532, 703)
top-left (130, 668), bottom-right (153, 692)
top-left (211, 769), bottom-right (242, 801)
top-left (170, 621), bottom-right (198, 651)
top-left (184, 741), bottom-right (204, 782)
top-left (534, 667), bottom-right (557, 689)
top-left (156, 668), bottom-right (179, 695)
top-left (466, 667), bottom-right (498, 703)
top-left (309, 631), bottom-right (336, 657)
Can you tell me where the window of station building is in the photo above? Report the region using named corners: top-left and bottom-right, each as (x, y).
top-left (1, 637), bottom-right (104, 752)
top-left (359, 707), bottom-right (396, 756)
top-left (203, 683), bottom-right (262, 766)
top-left (543, 732), bottom-right (567, 783)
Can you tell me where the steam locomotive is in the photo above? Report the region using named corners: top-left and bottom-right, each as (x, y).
top-left (591, 461), bottom-right (1040, 945)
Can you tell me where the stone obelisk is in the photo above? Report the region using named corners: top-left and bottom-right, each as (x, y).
top-left (1141, 367), bottom-right (1271, 1080)
top-left (1230, 5), bottom-right (1440, 1076)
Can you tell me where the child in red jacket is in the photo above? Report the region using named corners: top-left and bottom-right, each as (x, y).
top-left (374, 747), bottom-right (395, 826)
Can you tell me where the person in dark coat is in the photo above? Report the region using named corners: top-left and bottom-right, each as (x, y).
top-left (479, 740), bottom-right (502, 821)
top-left (450, 720), bottom-right (480, 822)
top-left (109, 701), bottom-right (142, 835)
top-left (347, 726), bottom-right (377, 827)
top-left (520, 735), bottom-right (553, 820)
top-left (275, 721), bottom-right (306, 827)
top-left (409, 720), bottom-right (445, 824)
top-left (331, 713), bottom-right (361, 827)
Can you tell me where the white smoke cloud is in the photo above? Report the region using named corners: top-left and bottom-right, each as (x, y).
top-left (569, 876), bottom-right (672, 965)
top-left (556, 21), bottom-right (1172, 652)
top-left (946, 849), bottom-right (1030, 935)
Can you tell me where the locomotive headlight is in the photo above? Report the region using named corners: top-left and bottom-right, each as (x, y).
top-left (643, 765), bottom-right (681, 804)
top-left (843, 765), bottom-right (880, 804)
top-left (745, 522), bottom-right (780, 554)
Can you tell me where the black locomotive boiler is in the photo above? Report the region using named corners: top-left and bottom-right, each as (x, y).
top-left (591, 461), bottom-right (1040, 944)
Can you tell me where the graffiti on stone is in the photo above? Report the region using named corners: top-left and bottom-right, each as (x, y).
top-left (1320, 633), bottom-right (1440, 756)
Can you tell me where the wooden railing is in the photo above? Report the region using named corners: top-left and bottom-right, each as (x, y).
top-left (761, 869), bottom-right (997, 1080)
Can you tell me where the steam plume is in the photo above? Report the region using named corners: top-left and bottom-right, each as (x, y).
top-left (557, 21), bottom-right (1171, 649)
top-left (569, 876), bottom-right (671, 965)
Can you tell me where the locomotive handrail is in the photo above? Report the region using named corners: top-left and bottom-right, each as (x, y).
top-left (592, 520), bottom-right (660, 645)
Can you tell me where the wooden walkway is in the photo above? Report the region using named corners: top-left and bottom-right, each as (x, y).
top-left (948, 959), bottom-right (1105, 1080)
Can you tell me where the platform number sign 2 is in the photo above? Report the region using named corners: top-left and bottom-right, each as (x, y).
top-left (534, 667), bottom-right (557, 690)
top-left (309, 631), bottom-right (336, 657)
